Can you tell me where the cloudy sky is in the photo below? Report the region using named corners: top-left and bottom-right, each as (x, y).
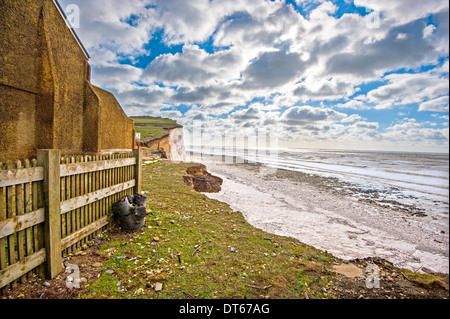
top-left (58, 0), bottom-right (449, 152)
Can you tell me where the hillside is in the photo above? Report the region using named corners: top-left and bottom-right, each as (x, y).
top-left (131, 116), bottom-right (182, 143)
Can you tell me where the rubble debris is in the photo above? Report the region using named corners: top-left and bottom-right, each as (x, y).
top-left (183, 165), bottom-right (223, 193)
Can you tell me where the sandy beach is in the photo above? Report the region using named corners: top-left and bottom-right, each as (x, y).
top-left (201, 161), bottom-right (449, 274)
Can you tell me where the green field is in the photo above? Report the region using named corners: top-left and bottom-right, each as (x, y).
top-left (131, 116), bottom-right (182, 142)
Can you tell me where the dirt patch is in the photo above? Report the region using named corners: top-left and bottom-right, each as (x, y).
top-left (332, 263), bottom-right (363, 278)
top-left (183, 164), bottom-right (223, 193)
top-left (327, 257), bottom-right (449, 299)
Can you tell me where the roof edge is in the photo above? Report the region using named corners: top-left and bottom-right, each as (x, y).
top-left (51, 0), bottom-right (90, 59)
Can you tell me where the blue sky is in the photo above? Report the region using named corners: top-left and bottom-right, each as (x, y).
top-left (58, 0), bottom-right (449, 153)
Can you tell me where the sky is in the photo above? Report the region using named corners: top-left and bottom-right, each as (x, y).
top-left (58, 0), bottom-right (449, 153)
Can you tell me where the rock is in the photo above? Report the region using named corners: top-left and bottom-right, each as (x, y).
top-left (43, 281), bottom-right (50, 287)
top-left (156, 221), bottom-right (162, 226)
top-left (230, 247), bottom-right (236, 253)
top-left (183, 165), bottom-right (223, 193)
top-left (135, 288), bottom-right (144, 295)
top-left (92, 262), bottom-right (102, 268)
top-left (105, 269), bottom-right (115, 274)
top-left (154, 282), bottom-right (163, 292)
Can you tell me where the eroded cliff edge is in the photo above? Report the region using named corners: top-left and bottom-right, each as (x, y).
top-left (131, 116), bottom-right (184, 161)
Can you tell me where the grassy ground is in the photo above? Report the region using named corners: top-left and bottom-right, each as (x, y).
top-left (84, 160), bottom-right (336, 299)
top-left (131, 116), bottom-right (182, 142)
top-left (80, 160), bottom-right (448, 299)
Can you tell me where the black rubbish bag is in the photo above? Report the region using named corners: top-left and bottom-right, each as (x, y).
top-left (112, 193), bottom-right (148, 231)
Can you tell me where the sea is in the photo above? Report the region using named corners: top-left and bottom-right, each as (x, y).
top-left (184, 146), bottom-right (449, 273)
top-left (186, 146), bottom-right (449, 216)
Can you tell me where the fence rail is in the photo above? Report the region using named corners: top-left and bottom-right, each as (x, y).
top-left (0, 149), bottom-right (141, 292)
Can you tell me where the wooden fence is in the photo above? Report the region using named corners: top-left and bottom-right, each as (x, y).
top-left (0, 149), bottom-right (141, 292)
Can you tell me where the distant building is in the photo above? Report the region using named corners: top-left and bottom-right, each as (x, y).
top-left (0, 0), bottom-right (135, 161)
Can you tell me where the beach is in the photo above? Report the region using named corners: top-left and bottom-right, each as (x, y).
top-left (197, 159), bottom-right (449, 274)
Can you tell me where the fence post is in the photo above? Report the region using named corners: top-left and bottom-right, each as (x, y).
top-left (37, 149), bottom-right (62, 279)
top-left (133, 149), bottom-right (142, 194)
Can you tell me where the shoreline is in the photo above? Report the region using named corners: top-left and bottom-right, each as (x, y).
top-left (2, 160), bottom-right (448, 299)
top-left (200, 160), bottom-right (449, 274)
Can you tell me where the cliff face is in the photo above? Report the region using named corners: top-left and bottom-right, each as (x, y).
top-left (169, 127), bottom-right (185, 162)
top-left (143, 127), bottom-right (185, 161)
top-left (144, 134), bottom-right (171, 158)
top-left (183, 164), bottom-right (223, 193)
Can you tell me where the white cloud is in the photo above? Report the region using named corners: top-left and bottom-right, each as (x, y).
top-left (114, 84), bottom-right (173, 114)
top-left (91, 63), bottom-right (143, 92)
top-left (59, 0), bottom-right (156, 61)
top-left (142, 45), bottom-right (244, 86)
top-left (383, 118), bottom-right (449, 147)
top-left (353, 121), bottom-right (379, 130)
top-left (419, 95), bottom-right (449, 112)
top-left (354, 0), bottom-right (449, 26)
top-left (326, 18), bottom-right (443, 78)
top-left (293, 78), bottom-right (358, 101)
top-left (242, 50), bottom-right (305, 90)
top-left (229, 107), bottom-right (263, 122)
top-left (334, 100), bottom-right (370, 110)
top-left (363, 71), bottom-right (449, 109)
top-left (151, 0), bottom-right (287, 45)
top-left (56, 0), bottom-right (449, 152)
top-left (341, 114), bottom-right (363, 123)
top-left (280, 105), bottom-right (348, 126)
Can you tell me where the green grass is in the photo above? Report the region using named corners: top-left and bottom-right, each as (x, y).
top-left (82, 161), bottom-right (336, 299)
top-left (131, 116), bottom-right (182, 142)
top-left (132, 118), bottom-right (180, 125)
top-left (80, 161), bottom-right (449, 300)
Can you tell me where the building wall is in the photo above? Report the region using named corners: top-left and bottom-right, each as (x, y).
top-left (0, 0), bottom-right (134, 162)
top-left (91, 85), bottom-right (135, 151)
top-left (0, 1), bottom-right (42, 161)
